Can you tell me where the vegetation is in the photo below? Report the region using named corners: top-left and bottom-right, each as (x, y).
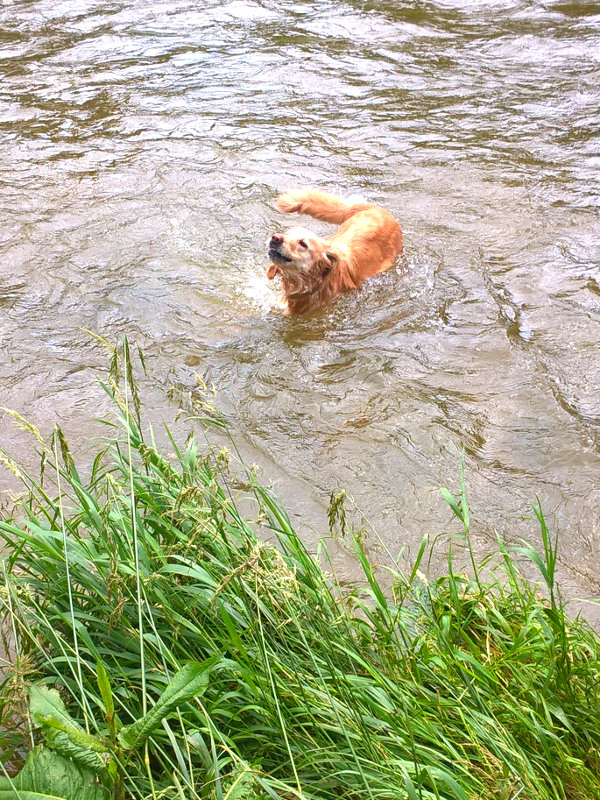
top-left (1, 341), bottom-right (600, 800)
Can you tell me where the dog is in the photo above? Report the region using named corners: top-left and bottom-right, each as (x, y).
top-left (267, 188), bottom-right (403, 315)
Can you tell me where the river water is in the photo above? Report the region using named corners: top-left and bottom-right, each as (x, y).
top-left (1, 0), bottom-right (600, 605)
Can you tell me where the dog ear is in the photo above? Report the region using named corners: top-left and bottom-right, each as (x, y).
top-left (267, 263), bottom-right (278, 280)
top-left (319, 251), bottom-right (339, 276)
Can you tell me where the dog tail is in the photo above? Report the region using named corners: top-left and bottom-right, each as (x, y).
top-left (275, 189), bottom-right (371, 225)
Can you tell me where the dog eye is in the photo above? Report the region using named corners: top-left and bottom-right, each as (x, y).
top-left (298, 239), bottom-right (308, 249)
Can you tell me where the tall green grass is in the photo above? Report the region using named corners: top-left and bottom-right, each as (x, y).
top-left (1, 341), bottom-right (600, 800)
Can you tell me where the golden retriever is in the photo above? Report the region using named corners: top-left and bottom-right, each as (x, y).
top-left (267, 188), bottom-right (403, 315)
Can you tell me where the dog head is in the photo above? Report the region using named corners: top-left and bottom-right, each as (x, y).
top-left (267, 226), bottom-right (339, 292)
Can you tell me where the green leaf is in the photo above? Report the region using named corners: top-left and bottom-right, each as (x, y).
top-left (44, 728), bottom-right (108, 774)
top-left (40, 718), bottom-right (108, 754)
top-left (0, 794), bottom-right (59, 800)
top-left (118, 657), bottom-right (221, 750)
top-left (96, 659), bottom-right (116, 740)
top-left (0, 747), bottom-right (108, 800)
top-left (223, 765), bottom-right (259, 800)
top-left (30, 685), bottom-right (82, 733)
top-left (29, 685), bottom-right (108, 773)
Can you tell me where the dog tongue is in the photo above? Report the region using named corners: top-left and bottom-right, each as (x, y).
top-left (266, 264), bottom-right (278, 280)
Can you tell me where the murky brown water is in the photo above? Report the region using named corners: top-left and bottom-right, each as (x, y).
top-left (2, 0), bottom-right (600, 605)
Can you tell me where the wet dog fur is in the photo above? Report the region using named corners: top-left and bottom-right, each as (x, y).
top-left (267, 188), bottom-right (403, 315)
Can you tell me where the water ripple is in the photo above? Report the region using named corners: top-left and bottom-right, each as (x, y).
top-left (2, 0), bottom-right (600, 604)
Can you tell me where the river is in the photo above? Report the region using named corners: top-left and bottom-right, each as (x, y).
top-left (1, 0), bottom-right (600, 609)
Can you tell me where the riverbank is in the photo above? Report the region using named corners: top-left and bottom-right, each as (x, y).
top-left (1, 344), bottom-right (600, 800)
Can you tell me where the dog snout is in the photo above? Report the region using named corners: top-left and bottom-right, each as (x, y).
top-left (270, 234), bottom-right (284, 248)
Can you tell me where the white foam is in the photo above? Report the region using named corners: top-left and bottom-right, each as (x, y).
top-left (239, 268), bottom-right (280, 316)
top-left (344, 193), bottom-right (368, 205)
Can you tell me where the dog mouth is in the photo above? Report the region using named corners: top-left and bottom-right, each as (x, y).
top-left (268, 248), bottom-right (292, 264)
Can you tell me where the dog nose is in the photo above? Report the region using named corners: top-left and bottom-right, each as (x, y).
top-left (270, 234), bottom-right (283, 247)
